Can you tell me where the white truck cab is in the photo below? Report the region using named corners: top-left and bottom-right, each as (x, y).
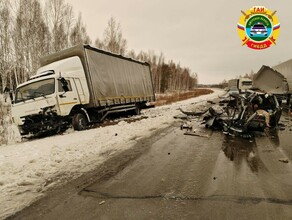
top-left (12, 56), bottom-right (89, 135)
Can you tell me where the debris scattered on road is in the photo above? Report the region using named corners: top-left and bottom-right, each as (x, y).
top-left (184, 132), bottom-right (210, 138)
top-left (99, 200), bottom-right (105, 205)
top-left (173, 114), bottom-right (188, 120)
top-left (180, 121), bottom-right (193, 131)
top-left (279, 158), bottom-right (289, 163)
top-left (179, 108), bottom-right (209, 116)
top-left (207, 100), bottom-right (216, 105)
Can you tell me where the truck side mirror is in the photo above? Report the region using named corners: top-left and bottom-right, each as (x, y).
top-left (59, 78), bottom-right (69, 92)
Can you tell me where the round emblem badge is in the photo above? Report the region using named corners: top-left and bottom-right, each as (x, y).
top-left (237, 6), bottom-right (280, 50)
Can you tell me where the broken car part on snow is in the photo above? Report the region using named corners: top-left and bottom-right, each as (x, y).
top-left (177, 90), bottom-right (282, 137)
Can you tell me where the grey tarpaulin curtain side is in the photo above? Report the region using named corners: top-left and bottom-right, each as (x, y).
top-left (85, 47), bottom-right (154, 106)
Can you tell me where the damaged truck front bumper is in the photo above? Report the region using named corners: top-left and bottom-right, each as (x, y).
top-left (19, 106), bottom-right (69, 136)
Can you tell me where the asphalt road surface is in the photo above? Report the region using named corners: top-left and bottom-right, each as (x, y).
top-left (9, 118), bottom-right (292, 220)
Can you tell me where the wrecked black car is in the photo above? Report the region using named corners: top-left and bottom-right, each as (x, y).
top-left (177, 90), bottom-right (282, 137)
top-left (206, 91), bottom-right (282, 135)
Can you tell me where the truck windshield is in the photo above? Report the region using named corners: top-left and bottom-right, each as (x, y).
top-left (15, 78), bottom-right (55, 103)
top-left (242, 81), bottom-right (252, 86)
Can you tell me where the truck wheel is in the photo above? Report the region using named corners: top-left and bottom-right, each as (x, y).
top-left (72, 113), bottom-right (87, 131)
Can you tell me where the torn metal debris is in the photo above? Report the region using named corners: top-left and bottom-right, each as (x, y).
top-left (279, 158), bottom-right (289, 163)
top-left (184, 132), bottom-right (210, 138)
top-left (179, 108), bottom-right (209, 116)
top-left (177, 90), bottom-right (282, 137)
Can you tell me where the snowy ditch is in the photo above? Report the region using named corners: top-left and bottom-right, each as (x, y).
top-left (0, 88), bottom-right (224, 219)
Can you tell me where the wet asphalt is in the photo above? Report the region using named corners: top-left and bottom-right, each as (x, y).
top-left (9, 116), bottom-right (292, 220)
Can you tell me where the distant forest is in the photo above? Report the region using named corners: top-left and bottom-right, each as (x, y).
top-left (0, 0), bottom-right (198, 94)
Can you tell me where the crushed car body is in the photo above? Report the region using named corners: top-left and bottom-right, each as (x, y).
top-left (178, 90), bottom-right (282, 137)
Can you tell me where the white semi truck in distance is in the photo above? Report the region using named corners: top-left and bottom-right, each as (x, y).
top-left (11, 45), bottom-right (155, 136)
top-left (228, 78), bottom-right (253, 92)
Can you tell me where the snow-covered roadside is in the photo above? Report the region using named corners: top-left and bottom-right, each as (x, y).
top-left (0, 88), bottom-right (224, 219)
top-left (0, 95), bottom-right (21, 146)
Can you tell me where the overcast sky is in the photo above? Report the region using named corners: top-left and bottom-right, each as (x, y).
top-left (64, 0), bottom-right (292, 84)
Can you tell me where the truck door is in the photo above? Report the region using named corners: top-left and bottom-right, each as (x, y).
top-left (57, 78), bottom-right (81, 116)
top-left (73, 78), bottom-right (86, 104)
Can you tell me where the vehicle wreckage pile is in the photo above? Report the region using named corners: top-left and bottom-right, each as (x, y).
top-left (176, 90), bottom-right (283, 138)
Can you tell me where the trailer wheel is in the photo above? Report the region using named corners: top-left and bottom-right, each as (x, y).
top-left (72, 113), bottom-right (88, 131)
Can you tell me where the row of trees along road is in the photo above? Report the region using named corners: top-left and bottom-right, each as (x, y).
top-left (0, 0), bottom-right (198, 94)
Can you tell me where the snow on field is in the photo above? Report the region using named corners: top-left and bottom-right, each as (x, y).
top-left (0, 88), bottom-right (224, 219)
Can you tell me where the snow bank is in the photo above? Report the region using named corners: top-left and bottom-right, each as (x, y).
top-left (0, 88), bottom-right (224, 219)
top-left (0, 95), bottom-right (21, 146)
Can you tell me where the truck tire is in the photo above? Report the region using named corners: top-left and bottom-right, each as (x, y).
top-left (72, 113), bottom-right (87, 131)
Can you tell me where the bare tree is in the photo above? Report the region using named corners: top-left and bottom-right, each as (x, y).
top-left (103, 17), bottom-right (127, 55)
top-left (156, 52), bottom-right (165, 93)
top-left (127, 49), bottom-right (136, 59)
top-left (44, 0), bottom-right (69, 52)
top-left (63, 3), bottom-right (74, 47)
top-left (12, 0), bottom-right (50, 83)
top-left (0, 1), bottom-right (12, 90)
top-left (30, 0), bottom-right (51, 73)
top-left (70, 13), bottom-right (91, 46)
top-left (94, 37), bottom-right (104, 50)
